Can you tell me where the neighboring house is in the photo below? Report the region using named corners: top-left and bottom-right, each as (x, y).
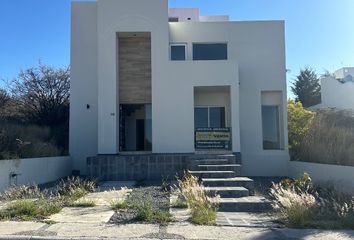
top-left (70, 0), bottom-right (289, 179)
top-left (310, 67), bottom-right (354, 111)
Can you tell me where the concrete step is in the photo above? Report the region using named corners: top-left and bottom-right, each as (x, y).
top-left (195, 164), bottom-right (241, 174)
top-left (189, 170), bottom-right (236, 179)
top-left (193, 159), bottom-right (231, 165)
top-left (202, 177), bottom-right (255, 195)
top-left (217, 196), bottom-right (272, 212)
top-left (205, 186), bottom-right (249, 198)
top-left (188, 154), bottom-right (241, 164)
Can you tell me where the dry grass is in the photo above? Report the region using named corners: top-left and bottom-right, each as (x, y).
top-left (0, 177), bottom-right (96, 221)
top-left (70, 199), bottom-right (96, 208)
top-left (297, 109), bottom-right (354, 166)
top-left (0, 122), bottom-right (64, 160)
top-left (110, 199), bottom-right (129, 210)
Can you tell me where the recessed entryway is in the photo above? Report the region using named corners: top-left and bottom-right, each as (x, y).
top-left (194, 86), bottom-right (232, 151)
top-left (117, 32), bottom-right (152, 152)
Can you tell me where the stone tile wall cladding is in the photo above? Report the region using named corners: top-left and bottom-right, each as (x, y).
top-left (87, 153), bottom-right (241, 181)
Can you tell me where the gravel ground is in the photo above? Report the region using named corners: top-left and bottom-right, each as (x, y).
top-left (109, 186), bottom-right (170, 224)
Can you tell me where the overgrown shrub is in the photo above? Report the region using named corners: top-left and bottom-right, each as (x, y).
top-left (0, 121), bottom-right (65, 160)
top-left (287, 100), bottom-right (315, 159)
top-left (270, 173), bottom-right (354, 229)
top-left (178, 171), bottom-right (219, 225)
top-left (298, 109), bottom-right (354, 166)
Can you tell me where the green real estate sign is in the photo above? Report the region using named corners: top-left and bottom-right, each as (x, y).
top-left (195, 128), bottom-right (231, 150)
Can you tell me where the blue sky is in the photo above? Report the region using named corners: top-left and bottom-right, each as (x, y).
top-left (1, 0), bottom-right (353, 97)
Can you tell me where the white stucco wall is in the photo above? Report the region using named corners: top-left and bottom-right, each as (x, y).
top-left (289, 161), bottom-right (354, 194)
top-left (0, 157), bottom-right (71, 192)
top-left (70, 2), bottom-right (98, 174)
top-left (321, 77), bottom-right (354, 111)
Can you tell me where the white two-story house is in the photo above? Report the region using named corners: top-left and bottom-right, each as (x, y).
top-left (70, 0), bottom-right (289, 180)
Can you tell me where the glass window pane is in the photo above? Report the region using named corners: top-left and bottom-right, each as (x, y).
top-left (171, 45), bottom-right (186, 60)
top-left (262, 105), bottom-right (280, 149)
top-left (193, 43), bottom-right (227, 60)
top-left (195, 108), bottom-right (208, 128)
top-left (209, 107), bottom-right (225, 128)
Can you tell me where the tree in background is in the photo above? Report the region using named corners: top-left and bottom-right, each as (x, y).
top-left (288, 99), bottom-right (315, 160)
top-left (0, 63), bottom-right (70, 159)
top-left (0, 89), bottom-right (9, 111)
top-left (7, 63), bottom-right (70, 126)
top-left (291, 67), bottom-right (321, 108)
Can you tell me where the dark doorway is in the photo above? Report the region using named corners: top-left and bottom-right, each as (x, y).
top-left (119, 104), bottom-right (152, 152)
top-left (136, 119), bottom-right (145, 151)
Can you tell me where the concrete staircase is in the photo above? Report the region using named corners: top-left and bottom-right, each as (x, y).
top-left (188, 154), bottom-right (272, 212)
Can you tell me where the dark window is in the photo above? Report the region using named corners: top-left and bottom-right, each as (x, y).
top-left (194, 108), bottom-right (208, 128)
top-left (194, 107), bottom-right (226, 129)
top-left (169, 17), bottom-right (179, 22)
top-left (209, 107), bottom-right (225, 128)
top-left (170, 45), bottom-right (186, 61)
top-left (193, 43), bottom-right (227, 60)
top-left (262, 105), bottom-right (281, 150)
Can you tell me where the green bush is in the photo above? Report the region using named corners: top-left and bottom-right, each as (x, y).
top-left (287, 100), bottom-right (315, 159)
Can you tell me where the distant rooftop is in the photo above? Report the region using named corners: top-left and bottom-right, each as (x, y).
top-left (168, 8), bottom-right (229, 22)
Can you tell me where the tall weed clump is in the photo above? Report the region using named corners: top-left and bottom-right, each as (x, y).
top-left (178, 171), bottom-right (219, 225)
top-left (270, 173), bottom-right (354, 229)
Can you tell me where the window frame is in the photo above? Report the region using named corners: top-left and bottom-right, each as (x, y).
top-left (169, 43), bottom-right (187, 61)
top-left (192, 42), bottom-right (228, 61)
top-left (194, 105), bottom-right (226, 128)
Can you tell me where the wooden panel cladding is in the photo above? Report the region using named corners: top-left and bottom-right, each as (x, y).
top-left (118, 32), bottom-right (152, 104)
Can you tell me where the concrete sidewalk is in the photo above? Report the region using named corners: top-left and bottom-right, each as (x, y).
top-left (0, 222), bottom-right (353, 239)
